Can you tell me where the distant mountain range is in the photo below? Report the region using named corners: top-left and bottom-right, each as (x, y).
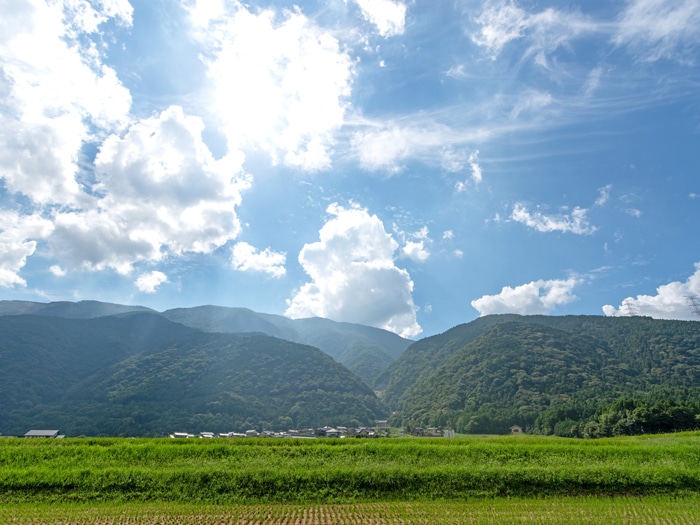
top-left (2, 301), bottom-right (700, 437)
top-left (0, 300), bottom-right (411, 385)
top-left (0, 307), bottom-right (388, 436)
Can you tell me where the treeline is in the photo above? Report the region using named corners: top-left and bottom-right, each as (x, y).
top-left (393, 392), bottom-right (700, 438)
top-left (536, 398), bottom-right (700, 438)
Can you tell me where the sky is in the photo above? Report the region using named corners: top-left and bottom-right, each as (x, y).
top-left (1, 0), bottom-right (699, 339)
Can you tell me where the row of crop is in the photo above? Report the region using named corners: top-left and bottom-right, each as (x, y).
top-left (2, 435), bottom-right (699, 470)
top-left (2, 498), bottom-right (700, 524)
top-left (2, 461), bottom-right (700, 503)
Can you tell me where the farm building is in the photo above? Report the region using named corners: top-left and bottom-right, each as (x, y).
top-left (24, 430), bottom-right (63, 438)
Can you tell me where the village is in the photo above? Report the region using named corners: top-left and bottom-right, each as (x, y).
top-left (169, 425), bottom-right (457, 439)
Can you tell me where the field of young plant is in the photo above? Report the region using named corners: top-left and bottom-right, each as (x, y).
top-left (2, 498), bottom-right (700, 524)
top-left (2, 432), bottom-right (700, 504)
top-left (2, 432), bottom-right (700, 523)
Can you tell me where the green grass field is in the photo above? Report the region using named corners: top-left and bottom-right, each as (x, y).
top-left (2, 433), bottom-right (700, 523)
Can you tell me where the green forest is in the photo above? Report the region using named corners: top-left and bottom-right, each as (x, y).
top-left (2, 301), bottom-right (700, 438)
top-left (387, 316), bottom-right (700, 436)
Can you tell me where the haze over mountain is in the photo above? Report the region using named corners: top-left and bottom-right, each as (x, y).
top-left (0, 309), bottom-right (387, 436)
top-left (0, 300), bottom-right (410, 384)
top-left (3, 300), bottom-right (700, 438)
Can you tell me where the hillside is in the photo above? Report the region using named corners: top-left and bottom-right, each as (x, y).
top-left (0, 301), bottom-right (410, 384)
top-left (0, 314), bottom-right (387, 436)
top-left (161, 306), bottom-right (410, 384)
top-left (386, 315), bottom-right (700, 435)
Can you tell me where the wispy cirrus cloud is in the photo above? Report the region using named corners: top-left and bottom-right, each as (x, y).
top-left (471, 1), bottom-right (600, 61)
top-left (614, 0), bottom-right (700, 62)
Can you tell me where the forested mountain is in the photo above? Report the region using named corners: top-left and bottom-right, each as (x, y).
top-left (0, 313), bottom-right (387, 436)
top-left (0, 301), bottom-right (410, 384)
top-left (162, 306), bottom-right (410, 383)
top-left (386, 315), bottom-right (700, 436)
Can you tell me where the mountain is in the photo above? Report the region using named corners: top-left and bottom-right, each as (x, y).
top-left (373, 314), bottom-right (525, 407)
top-left (161, 306), bottom-right (411, 383)
top-left (0, 313), bottom-right (387, 436)
top-left (0, 301), bottom-right (411, 384)
top-left (383, 315), bottom-right (700, 434)
top-left (0, 299), bottom-right (156, 318)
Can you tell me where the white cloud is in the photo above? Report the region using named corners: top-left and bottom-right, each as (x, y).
top-left (50, 106), bottom-right (250, 274)
top-left (285, 203), bottom-right (421, 338)
top-left (231, 242), bottom-right (286, 278)
top-left (472, 1), bottom-right (598, 61)
top-left (135, 271), bottom-right (168, 294)
top-left (442, 230), bottom-right (454, 240)
top-left (595, 184), bottom-right (612, 206)
top-left (510, 90), bottom-right (554, 120)
top-left (186, 1), bottom-right (354, 171)
top-left (614, 0), bottom-right (700, 62)
top-left (352, 123), bottom-right (479, 173)
top-left (511, 203), bottom-right (597, 235)
top-left (0, 211), bottom-right (53, 287)
top-left (468, 150), bottom-right (483, 184)
top-left (49, 265), bottom-right (67, 277)
top-left (353, 0), bottom-right (406, 37)
top-left (402, 241), bottom-right (430, 262)
top-left (625, 208), bottom-right (642, 218)
top-left (472, 278), bottom-right (580, 316)
top-left (0, 0), bottom-right (132, 205)
top-left (602, 263), bottom-right (700, 320)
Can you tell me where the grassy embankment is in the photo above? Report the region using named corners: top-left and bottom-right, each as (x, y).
top-left (2, 432), bottom-right (700, 504)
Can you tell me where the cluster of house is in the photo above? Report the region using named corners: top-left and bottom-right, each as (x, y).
top-left (410, 427), bottom-right (456, 437)
top-left (169, 426), bottom-right (387, 439)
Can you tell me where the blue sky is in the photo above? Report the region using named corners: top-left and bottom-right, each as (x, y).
top-left (1, 0), bottom-right (699, 338)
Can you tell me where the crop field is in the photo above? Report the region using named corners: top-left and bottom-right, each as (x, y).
top-left (1, 433), bottom-right (700, 523)
top-left (2, 498), bottom-right (700, 524)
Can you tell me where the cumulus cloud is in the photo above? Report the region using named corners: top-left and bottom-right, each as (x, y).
top-left (395, 225), bottom-right (431, 262)
top-left (0, 211), bottom-right (53, 287)
top-left (0, 0), bottom-right (132, 205)
top-left (50, 106), bottom-right (250, 274)
top-left (285, 203), bottom-right (421, 338)
top-left (135, 271), bottom-right (168, 294)
top-left (402, 241), bottom-right (430, 262)
top-left (602, 263), bottom-right (700, 320)
top-left (614, 0), bottom-right (700, 62)
top-left (471, 278), bottom-right (580, 316)
top-left (231, 242), bottom-right (286, 278)
top-left (186, 1), bottom-right (354, 171)
top-left (353, 0), bottom-right (407, 37)
top-left (511, 203), bottom-right (597, 235)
